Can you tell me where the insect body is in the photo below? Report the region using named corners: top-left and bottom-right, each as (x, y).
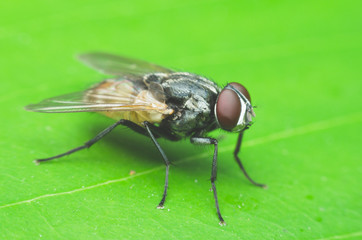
top-left (26, 53), bottom-right (266, 225)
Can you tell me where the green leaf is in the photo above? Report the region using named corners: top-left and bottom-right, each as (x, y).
top-left (0, 0), bottom-right (361, 239)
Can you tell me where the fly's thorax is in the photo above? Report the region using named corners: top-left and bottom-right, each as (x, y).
top-left (143, 73), bottom-right (168, 86)
top-left (159, 73), bottom-right (221, 137)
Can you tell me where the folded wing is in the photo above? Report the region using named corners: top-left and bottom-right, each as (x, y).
top-left (25, 80), bottom-right (172, 116)
top-left (77, 52), bottom-right (173, 76)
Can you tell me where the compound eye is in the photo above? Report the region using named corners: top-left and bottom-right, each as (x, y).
top-left (229, 82), bottom-right (251, 102)
top-left (215, 88), bottom-right (241, 131)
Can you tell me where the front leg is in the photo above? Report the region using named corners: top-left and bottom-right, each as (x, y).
top-left (234, 132), bottom-right (267, 188)
top-left (190, 136), bottom-right (226, 226)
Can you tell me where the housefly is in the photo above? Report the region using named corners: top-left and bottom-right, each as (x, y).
top-left (26, 52), bottom-right (266, 225)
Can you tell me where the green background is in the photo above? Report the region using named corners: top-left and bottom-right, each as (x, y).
top-left (0, 0), bottom-right (361, 239)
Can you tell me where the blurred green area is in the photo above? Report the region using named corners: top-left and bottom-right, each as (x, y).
top-left (0, 0), bottom-right (361, 239)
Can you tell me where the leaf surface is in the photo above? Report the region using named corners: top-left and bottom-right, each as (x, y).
top-left (0, 0), bottom-right (361, 239)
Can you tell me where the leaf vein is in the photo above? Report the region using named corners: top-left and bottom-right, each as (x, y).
top-left (316, 231), bottom-right (362, 240)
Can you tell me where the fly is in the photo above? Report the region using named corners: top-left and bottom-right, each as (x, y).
top-left (25, 52), bottom-right (266, 225)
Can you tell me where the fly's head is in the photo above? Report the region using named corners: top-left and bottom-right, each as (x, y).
top-left (214, 82), bottom-right (255, 132)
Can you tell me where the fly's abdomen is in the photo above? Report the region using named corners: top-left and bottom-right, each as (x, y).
top-left (86, 79), bottom-right (173, 125)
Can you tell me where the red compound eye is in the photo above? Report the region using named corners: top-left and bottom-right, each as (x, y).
top-left (229, 82), bottom-right (251, 102)
top-left (215, 82), bottom-right (251, 131)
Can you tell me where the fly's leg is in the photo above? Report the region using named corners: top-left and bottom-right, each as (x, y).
top-left (143, 121), bottom-right (170, 209)
top-left (191, 137), bottom-right (226, 226)
top-left (234, 132), bottom-right (267, 188)
top-left (35, 119), bottom-right (148, 164)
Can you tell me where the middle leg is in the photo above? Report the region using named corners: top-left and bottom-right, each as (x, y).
top-left (143, 121), bottom-right (170, 209)
top-left (191, 136), bottom-right (226, 225)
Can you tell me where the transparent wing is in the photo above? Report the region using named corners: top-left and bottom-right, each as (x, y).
top-left (25, 92), bottom-right (158, 113)
top-left (25, 80), bottom-right (171, 114)
top-left (78, 52), bottom-right (174, 76)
